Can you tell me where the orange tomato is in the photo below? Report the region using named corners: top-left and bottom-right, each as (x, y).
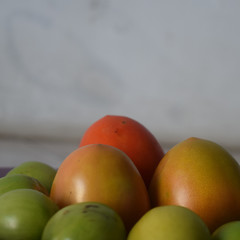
top-left (50, 144), bottom-right (151, 231)
top-left (79, 115), bottom-right (164, 187)
top-left (149, 137), bottom-right (240, 233)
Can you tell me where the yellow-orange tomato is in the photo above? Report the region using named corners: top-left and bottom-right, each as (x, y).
top-left (149, 137), bottom-right (240, 233)
top-left (50, 144), bottom-right (151, 231)
top-left (79, 115), bottom-right (164, 187)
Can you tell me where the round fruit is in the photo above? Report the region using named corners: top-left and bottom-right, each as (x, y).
top-left (42, 202), bottom-right (126, 240)
top-left (212, 221), bottom-right (240, 240)
top-left (50, 144), bottom-right (150, 231)
top-left (79, 115), bottom-right (164, 187)
top-left (0, 174), bottom-right (48, 196)
top-left (0, 189), bottom-right (59, 240)
top-left (127, 205), bottom-right (211, 240)
top-left (7, 161), bottom-right (57, 193)
top-left (149, 137), bottom-right (240, 233)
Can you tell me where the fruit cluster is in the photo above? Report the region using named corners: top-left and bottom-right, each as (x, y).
top-left (0, 115), bottom-right (240, 240)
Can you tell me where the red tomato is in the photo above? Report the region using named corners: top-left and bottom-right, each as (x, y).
top-left (79, 115), bottom-right (164, 187)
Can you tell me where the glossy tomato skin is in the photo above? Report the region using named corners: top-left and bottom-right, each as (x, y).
top-left (50, 144), bottom-right (151, 231)
top-left (149, 137), bottom-right (240, 233)
top-left (79, 115), bottom-right (164, 187)
top-left (0, 189), bottom-right (59, 240)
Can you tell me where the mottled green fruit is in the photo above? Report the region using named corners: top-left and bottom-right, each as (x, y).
top-left (212, 221), bottom-right (240, 240)
top-left (0, 189), bottom-right (59, 240)
top-left (0, 174), bottom-right (48, 196)
top-left (42, 202), bottom-right (126, 240)
top-left (7, 161), bottom-right (56, 193)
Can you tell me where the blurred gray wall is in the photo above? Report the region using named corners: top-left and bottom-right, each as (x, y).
top-left (1, 1), bottom-right (240, 150)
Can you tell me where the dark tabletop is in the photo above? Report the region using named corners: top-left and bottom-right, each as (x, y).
top-left (0, 168), bottom-right (13, 177)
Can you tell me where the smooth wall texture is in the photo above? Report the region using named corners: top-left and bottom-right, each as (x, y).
top-left (0, 1), bottom-right (240, 148)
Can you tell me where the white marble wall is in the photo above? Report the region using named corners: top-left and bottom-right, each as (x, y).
top-left (1, 1), bottom-right (240, 151)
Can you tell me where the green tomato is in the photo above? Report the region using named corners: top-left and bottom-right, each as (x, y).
top-left (0, 174), bottom-right (48, 196)
top-left (42, 202), bottom-right (126, 240)
top-left (7, 161), bottom-right (57, 193)
top-left (0, 189), bottom-right (59, 240)
top-left (212, 221), bottom-right (240, 240)
top-left (127, 205), bottom-right (211, 240)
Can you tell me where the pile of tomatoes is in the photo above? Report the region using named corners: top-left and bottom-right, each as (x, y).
top-left (1, 115), bottom-right (240, 240)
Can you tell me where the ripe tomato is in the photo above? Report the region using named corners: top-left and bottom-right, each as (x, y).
top-left (50, 144), bottom-right (151, 231)
top-left (149, 137), bottom-right (240, 233)
top-left (79, 115), bottom-right (164, 187)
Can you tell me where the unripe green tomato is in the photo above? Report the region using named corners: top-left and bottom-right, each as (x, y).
top-left (42, 202), bottom-right (126, 240)
top-left (0, 189), bottom-right (59, 240)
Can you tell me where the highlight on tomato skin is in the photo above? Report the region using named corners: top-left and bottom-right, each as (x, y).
top-left (50, 143), bottom-right (151, 231)
top-left (79, 115), bottom-right (165, 187)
